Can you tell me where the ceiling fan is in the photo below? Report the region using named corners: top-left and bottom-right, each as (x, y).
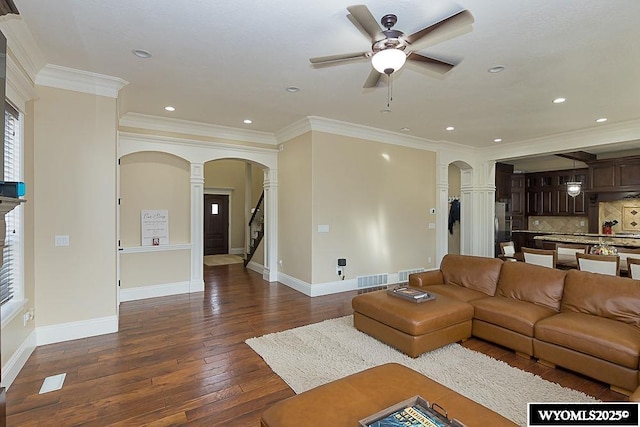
top-left (309, 5), bottom-right (474, 88)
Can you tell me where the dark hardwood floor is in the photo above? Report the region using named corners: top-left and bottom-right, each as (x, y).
top-left (6, 264), bottom-right (625, 425)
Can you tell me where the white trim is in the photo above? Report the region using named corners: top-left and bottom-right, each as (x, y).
top-left (35, 64), bottom-right (128, 98)
top-left (36, 315), bottom-right (119, 346)
top-left (118, 131), bottom-right (279, 159)
top-left (0, 17), bottom-right (47, 83)
top-left (246, 260), bottom-right (263, 275)
top-left (1, 329), bottom-right (36, 390)
top-left (120, 281), bottom-right (191, 302)
top-left (306, 116), bottom-right (449, 152)
top-left (6, 54), bottom-right (38, 111)
top-left (230, 247), bottom-right (244, 255)
top-left (274, 117), bottom-right (312, 143)
top-left (119, 243), bottom-right (191, 254)
top-left (120, 112), bottom-right (277, 146)
top-left (190, 278), bottom-right (204, 293)
top-left (0, 298), bottom-right (27, 329)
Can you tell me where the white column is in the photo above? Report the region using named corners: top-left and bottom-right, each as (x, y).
top-left (263, 168), bottom-right (278, 282)
top-left (461, 161), bottom-right (496, 257)
top-left (190, 163), bottom-right (205, 292)
top-left (436, 162), bottom-right (450, 265)
top-left (244, 162), bottom-right (253, 256)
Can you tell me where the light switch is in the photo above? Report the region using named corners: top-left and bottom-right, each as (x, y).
top-left (428, 223), bottom-right (436, 229)
top-left (317, 225), bottom-right (330, 233)
top-left (55, 235), bottom-right (69, 247)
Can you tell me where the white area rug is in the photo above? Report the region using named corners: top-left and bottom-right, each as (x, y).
top-left (246, 315), bottom-right (596, 427)
top-left (203, 254), bottom-right (244, 266)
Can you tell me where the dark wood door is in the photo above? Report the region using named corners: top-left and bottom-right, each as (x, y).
top-left (204, 194), bottom-right (229, 255)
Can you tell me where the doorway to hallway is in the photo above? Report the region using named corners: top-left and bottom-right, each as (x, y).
top-left (204, 194), bottom-right (229, 255)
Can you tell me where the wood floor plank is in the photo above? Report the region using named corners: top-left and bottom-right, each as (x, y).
top-left (6, 263), bottom-right (627, 426)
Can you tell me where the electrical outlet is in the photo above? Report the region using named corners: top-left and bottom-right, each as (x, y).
top-left (580, 220), bottom-right (585, 226)
top-left (428, 223), bottom-right (436, 229)
top-left (23, 312), bottom-right (29, 326)
top-left (336, 266), bottom-right (343, 276)
top-left (428, 257), bottom-right (432, 264)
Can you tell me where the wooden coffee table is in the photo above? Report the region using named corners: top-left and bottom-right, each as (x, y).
top-left (352, 289), bottom-right (474, 357)
top-left (261, 363), bottom-right (517, 426)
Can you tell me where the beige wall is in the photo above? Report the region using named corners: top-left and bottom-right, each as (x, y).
top-left (120, 152), bottom-right (190, 246)
top-left (448, 164), bottom-right (461, 255)
top-left (120, 250), bottom-right (190, 288)
top-left (33, 86), bottom-right (117, 325)
top-left (311, 132), bottom-right (436, 283)
top-left (278, 133), bottom-right (312, 282)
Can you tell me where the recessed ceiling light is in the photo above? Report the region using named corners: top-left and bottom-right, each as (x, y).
top-left (446, 126), bottom-right (455, 131)
top-left (132, 49), bottom-right (152, 59)
top-left (494, 138), bottom-right (503, 143)
top-left (285, 86), bottom-right (300, 93)
top-left (164, 106), bottom-right (175, 112)
top-left (400, 127), bottom-right (411, 132)
top-left (243, 119), bottom-right (252, 124)
top-left (595, 117), bottom-right (608, 123)
top-left (553, 97), bottom-right (566, 104)
top-left (488, 65), bottom-right (505, 73)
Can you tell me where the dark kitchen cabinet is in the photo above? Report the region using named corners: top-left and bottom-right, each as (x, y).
top-left (590, 157), bottom-right (640, 192)
top-left (495, 162), bottom-right (514, 201)
top-left (525, 169), bottom-right (588, 216)
top-left (510, 174), bottom-right (525, 229)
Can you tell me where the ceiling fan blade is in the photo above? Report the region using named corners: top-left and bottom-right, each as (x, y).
top-left (405, 9), bottom-right (474, 49)
top-left (407, 52), bottom-right (455, 74)
top-left (347, 5), bottom-right (382, 41)
top-left (309, 51), bottom-right (370, 65)
top-left (363, 68), bottom-right (382, 88)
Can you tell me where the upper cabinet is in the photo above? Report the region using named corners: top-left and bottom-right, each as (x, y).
top-left (589, 156), bottom-right (640, 192)
top-left (525, 169), bottom-right (588, 216)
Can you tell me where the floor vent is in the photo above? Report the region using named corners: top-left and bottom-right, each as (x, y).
top-left (398, 268), bottom-right (426, 283)
top-left (357, 273), bottom-right (388, 288)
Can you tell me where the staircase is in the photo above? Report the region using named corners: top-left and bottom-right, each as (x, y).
top-left (244, 192), bottom-right (264, 266)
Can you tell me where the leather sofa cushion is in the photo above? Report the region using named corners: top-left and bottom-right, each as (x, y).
top-left (535, 312), bottom-right (640, 369)
top-left (496, 261), bottom-right (566, 311)
top-left (441, 254), bottom-right (503, 296)
top-left (420, 284), bottom-right (489, 302)
top-left (562, 270), bottom-right (640, 327)
top-left (472, 296), bottom-right (557, 336)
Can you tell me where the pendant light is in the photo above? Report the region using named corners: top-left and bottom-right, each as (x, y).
top-left (567, 160), bottom-right (582, 198)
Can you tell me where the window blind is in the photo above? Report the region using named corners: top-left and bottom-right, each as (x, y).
top-left (1, 102), bottom-right (20, 305)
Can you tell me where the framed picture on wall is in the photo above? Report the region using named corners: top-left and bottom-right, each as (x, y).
top-left (141, 210), bottom-right (169, 246)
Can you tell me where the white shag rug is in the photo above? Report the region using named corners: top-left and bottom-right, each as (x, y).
top-left (246, 315), bottom-right (596, 427)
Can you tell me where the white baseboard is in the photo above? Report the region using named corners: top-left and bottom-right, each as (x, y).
top-left (190, 279), bottom-right (205, 293)
top-left (36, 315), bottom-right (119, 346)
top-left (120, 281), bottom-right (191, 302)
top-left (230, 247), bottom-right (244, 255)
top-left (1, 329), bottom-right (36, 390)
top-left (246, 260), bottom-right (263, 275)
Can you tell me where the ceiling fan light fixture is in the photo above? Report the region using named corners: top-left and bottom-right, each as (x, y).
top-left (371, 48), bottom-right (406, 74)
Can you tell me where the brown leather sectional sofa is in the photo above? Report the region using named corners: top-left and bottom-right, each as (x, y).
top-left (408, 254), bottom-right (640, 396)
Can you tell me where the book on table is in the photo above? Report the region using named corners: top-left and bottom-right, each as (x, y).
top-left (387, 286), bottom-right (435, 303)
top-left (359, 396), bottom-right (465, 427)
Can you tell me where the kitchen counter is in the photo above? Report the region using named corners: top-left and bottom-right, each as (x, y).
top-left (533, 233), bottom-right (640, 248)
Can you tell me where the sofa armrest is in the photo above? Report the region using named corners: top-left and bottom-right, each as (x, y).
top-left (409, 270), bottom-right (444, 288)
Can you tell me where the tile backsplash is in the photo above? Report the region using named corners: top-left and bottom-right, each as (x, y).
top-left (528, 216), bottom-right (589, 233)
top-left (599, 199), bottom-right (640, 234)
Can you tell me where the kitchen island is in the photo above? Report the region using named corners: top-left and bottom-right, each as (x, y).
top-left (534, 233), bottom-right (640, 248)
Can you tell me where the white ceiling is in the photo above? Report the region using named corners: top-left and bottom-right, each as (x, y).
top-left (11, 0), bottom-right (640, 153)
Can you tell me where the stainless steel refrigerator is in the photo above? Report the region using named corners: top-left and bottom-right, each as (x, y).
top-left (495, 202), bottom-right (512, 256)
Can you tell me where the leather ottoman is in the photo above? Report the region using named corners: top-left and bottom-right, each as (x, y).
top-left (352, 289), bottom-right (473, 357)
top-left (261, 363), bottom-right (516, 426)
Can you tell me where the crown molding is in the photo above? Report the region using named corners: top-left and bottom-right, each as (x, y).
top-left (119, 112), bottom-right (277, 146)
top-left (306, 116), bottom-right (443, 151)
top-left (0, 16), bottom-right (46, 83)
top-left (274, 117), bottom-right (312, 143)
top-left (35, 64), bottom-right (128, 98)
top-left (6, 53), bottom-right (37, 111)
top-left (479, 118), bottom-right (640, 162)
top-left (118, 131), bottom-right (279, 157)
